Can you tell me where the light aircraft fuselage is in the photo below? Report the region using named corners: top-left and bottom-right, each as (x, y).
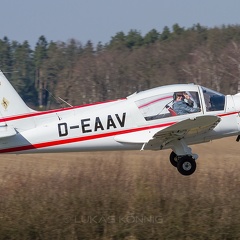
top-left (0, 70), bottom-right (240, 175)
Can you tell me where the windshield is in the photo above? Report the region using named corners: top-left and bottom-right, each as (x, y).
top-left (201, 87), bottom-right (225, 111)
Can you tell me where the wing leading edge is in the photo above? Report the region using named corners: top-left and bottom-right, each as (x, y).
top-left (144, 115), bottom-right (220, 150)
top-left (115, 115), bottom-right (221, 150)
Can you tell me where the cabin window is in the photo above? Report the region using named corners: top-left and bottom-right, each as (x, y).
top-left (201, 87), bottom-right (225, 112)
top-left (135, 91), bottom-right (201, 120)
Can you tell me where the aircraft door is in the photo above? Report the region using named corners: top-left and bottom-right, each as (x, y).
top-left (231, 94), bottom-right (240, 132)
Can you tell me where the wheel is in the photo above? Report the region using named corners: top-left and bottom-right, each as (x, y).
top-left (169, 151), bottom-right (178, 167)
top-left (177, 156), bottom-right (196, 176)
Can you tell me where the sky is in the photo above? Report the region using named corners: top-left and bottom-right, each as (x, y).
top-left (1, 0), bottom-right (240, 48)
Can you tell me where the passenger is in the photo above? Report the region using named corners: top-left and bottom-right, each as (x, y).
top-left (173, 92), bottom-right (200, 115)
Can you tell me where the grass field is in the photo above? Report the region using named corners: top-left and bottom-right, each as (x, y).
top-left (0, 136), bottom-right (240, 239)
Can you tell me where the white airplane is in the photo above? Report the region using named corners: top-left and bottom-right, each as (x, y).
top-left (0, 70), bottom-right (239, 176)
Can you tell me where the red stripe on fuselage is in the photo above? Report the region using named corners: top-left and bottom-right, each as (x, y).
top-left (0, 99), bottom-right (125, 123)
top-left (218, 112), bottom-right (239, 117)
top-left (0, 121), bottom-right (176, 153)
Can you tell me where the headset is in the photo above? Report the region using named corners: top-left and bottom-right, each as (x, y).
top-left (173, 92), bottom-right (185, 101)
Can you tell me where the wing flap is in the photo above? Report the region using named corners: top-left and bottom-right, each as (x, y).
top-left (114, 115), bottom-right (220, 148)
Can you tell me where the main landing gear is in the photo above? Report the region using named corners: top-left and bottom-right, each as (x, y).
top-left (169, 139), bottom-right (198, 176)
top-left (169, 151), bottom-right (196, 176)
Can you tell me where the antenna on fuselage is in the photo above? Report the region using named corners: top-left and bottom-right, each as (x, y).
top-left (45, 88), bottom-right (73, 108)
top-left (58, 96), bottom-right (73, 107)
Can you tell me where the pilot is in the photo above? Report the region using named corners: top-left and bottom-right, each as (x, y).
top-left (173, 92), bottom-right (200, 115)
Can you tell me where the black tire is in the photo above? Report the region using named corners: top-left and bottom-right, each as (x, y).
top-left (177, 156), bottom-right (196, 176)
top-left (169, 151), bottom-right (178, 167)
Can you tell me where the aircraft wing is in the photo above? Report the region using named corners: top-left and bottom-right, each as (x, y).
top-left (143, 115), bottom-right (220, 150)
top-left (115, 115), bottom-right (220, 150)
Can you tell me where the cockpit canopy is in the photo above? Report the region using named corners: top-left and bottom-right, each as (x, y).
top-left (132, 84), bottom-right (225, 121)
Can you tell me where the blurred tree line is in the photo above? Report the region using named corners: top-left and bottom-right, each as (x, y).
top-left (1, 23), bottom-right (240, 109)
